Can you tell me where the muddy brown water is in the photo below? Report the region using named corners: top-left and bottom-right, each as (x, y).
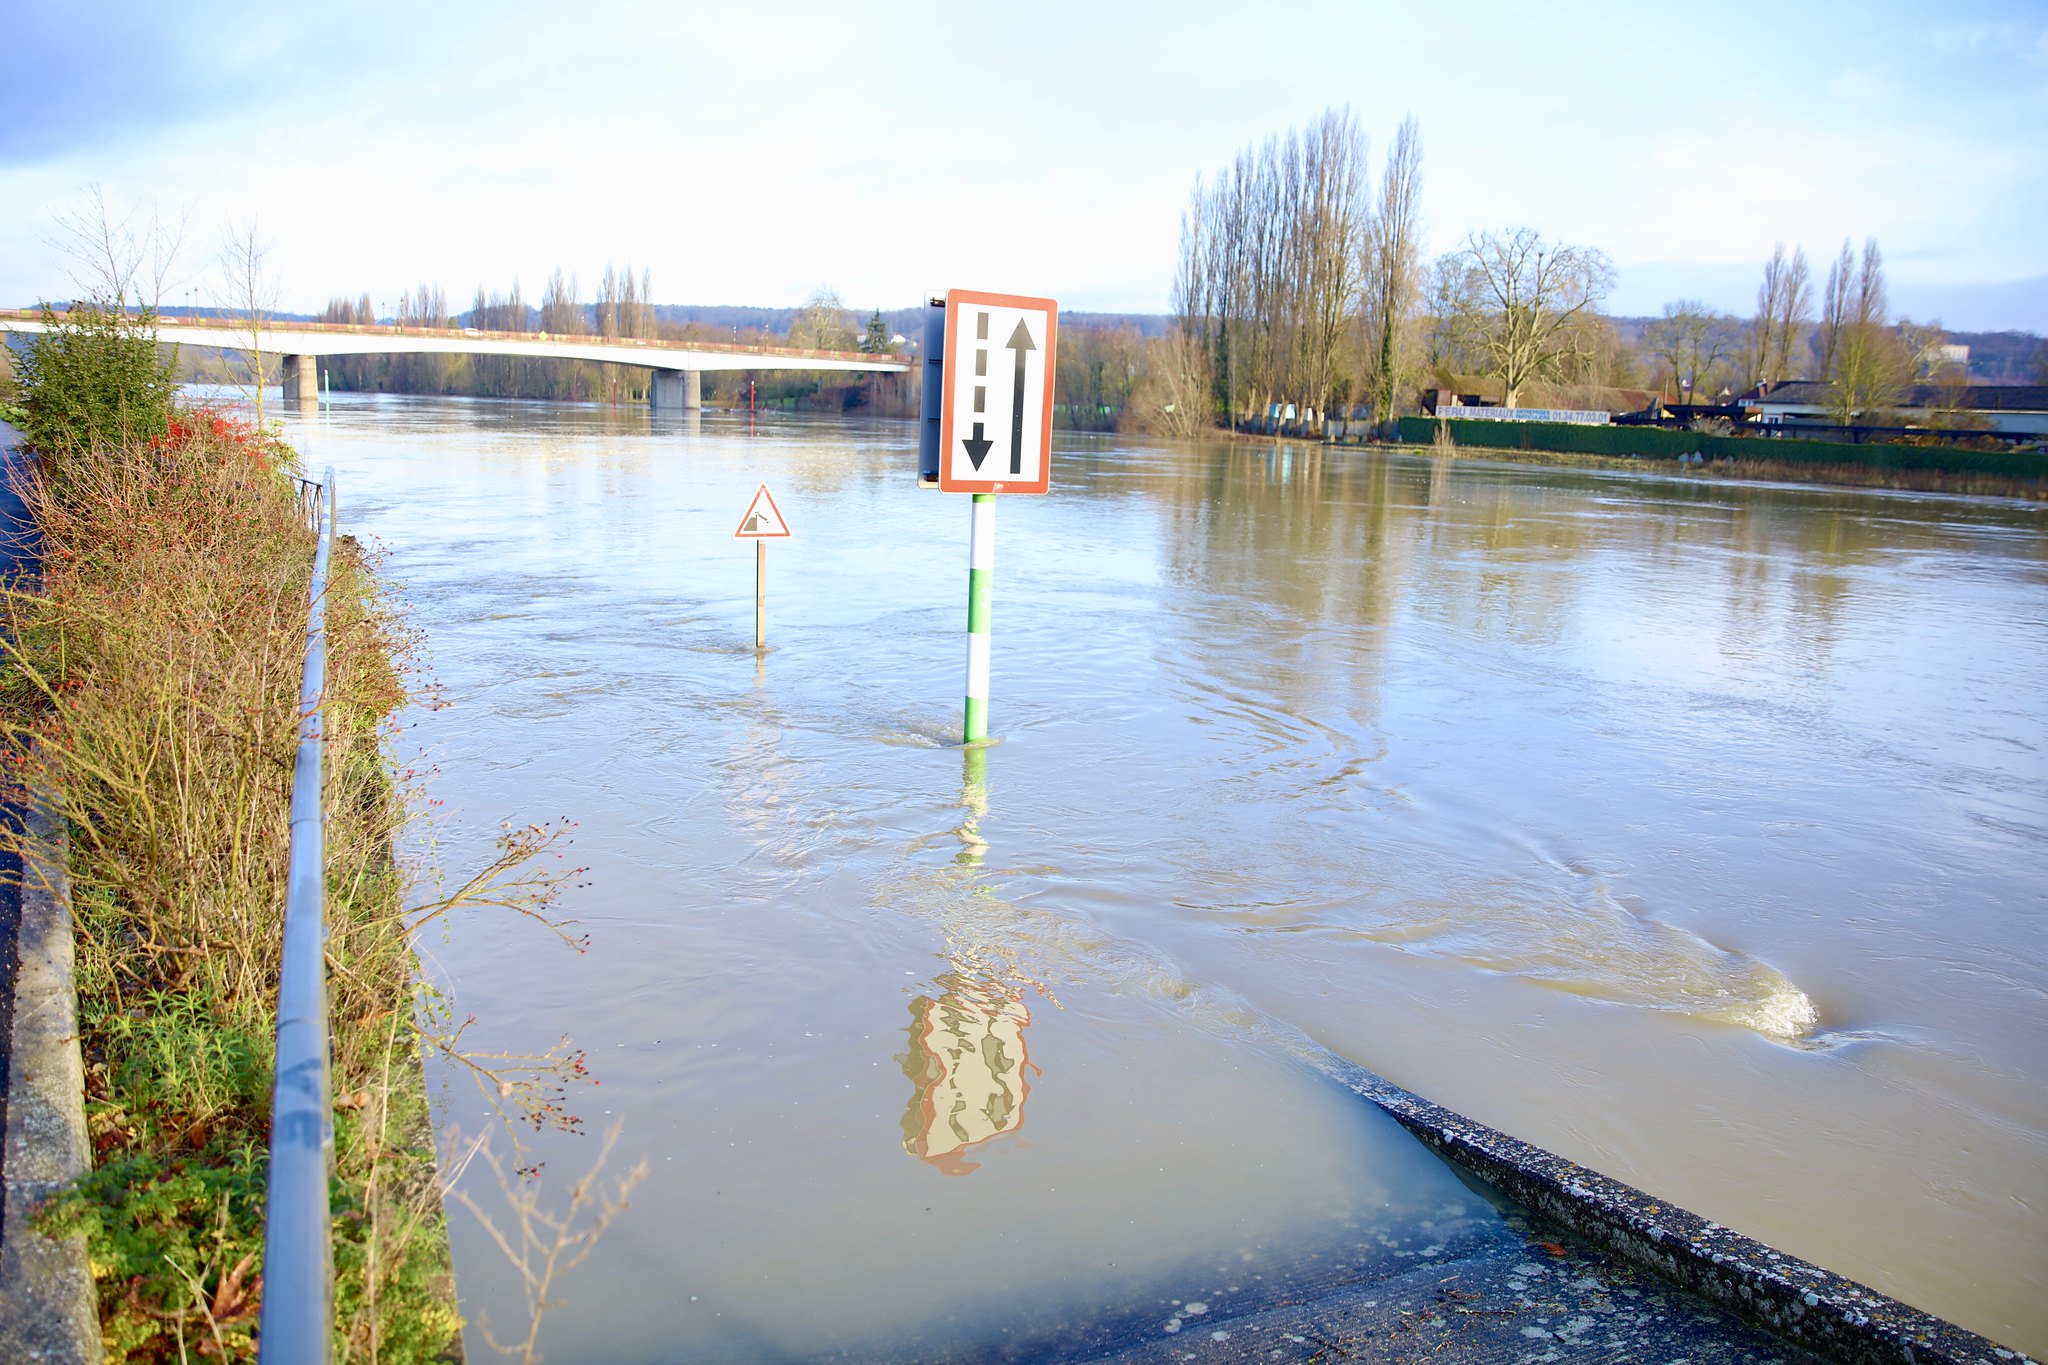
top-left (284, 397), bottom-right (2048, 1360)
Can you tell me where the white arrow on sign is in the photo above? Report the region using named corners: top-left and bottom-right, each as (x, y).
top-left (938, 289), bottom-right (1057, 495)
top-left (733, 484), bottom-right (791, 538)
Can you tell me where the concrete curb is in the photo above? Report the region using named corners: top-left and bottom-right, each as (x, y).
top-left (0, 784), bottom-right (103, 1363)
top-left (1316, 1054), bottom-right (2034, 1365)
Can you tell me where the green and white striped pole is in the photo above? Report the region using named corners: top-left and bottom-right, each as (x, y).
top-left (963, 492), bottom-right (996, 742)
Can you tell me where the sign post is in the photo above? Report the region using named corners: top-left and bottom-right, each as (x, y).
top-left (733, 483), bottom-right (790, 650)
top-left (935, 289), bottom-right (1057, 743)
top-left (964, 493), bottom-right (995, 739)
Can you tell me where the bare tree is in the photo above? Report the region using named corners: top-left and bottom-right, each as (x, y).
top-left (787, 287), bottom-right (857, 351)
top-left (1556, 312), bottom-right (1640, 390)
top-left (215, 216), bottom-right (282, 425)
top-left (1421, 252), bottom-right (1471, 376)
top-left (1363, 115), bottom-right (1424, 424)
top-left (1167, 199), bottom-right (1218, 430)
top-left (1141, 326), bottom-right (1216, 438)
top-left (540, 269), bottom-right (584, 336)
top-left (1745, 242), bottom-right (1811, 388)
top-left (1447, 227), bottom-right (1615, 408)
top-left (1172, 108), bottom-right (1383, 430)
top-left (44, 182), bottom-right (189, 314)
top-left (393, 283), bottom-right (453, 392)
top-left (1820, 238), bottom-right (1905, 422)
top-left (1813, 238), bottom-right (1856, 385)
top-left (1643, 300), bottom-right (1737, 403)
top-left (1289, 108), bottom-right (1372, 423)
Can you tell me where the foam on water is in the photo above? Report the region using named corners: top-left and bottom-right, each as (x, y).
top-left (1329, 861), bottom-right (1824, 1043)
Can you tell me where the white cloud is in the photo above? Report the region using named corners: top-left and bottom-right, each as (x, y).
top-left (2, 0), bottom-right (2043, 325)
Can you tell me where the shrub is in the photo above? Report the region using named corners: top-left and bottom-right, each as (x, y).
top-left (12, 301), bottom-right (179, 477)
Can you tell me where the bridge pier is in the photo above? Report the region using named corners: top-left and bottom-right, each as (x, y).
top-left (280, 355), bottom-right (319, 404)
top-left (650, 369), bottom-right (701, 411)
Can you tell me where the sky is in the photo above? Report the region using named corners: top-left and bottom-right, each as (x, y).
top-left (5, 0), bottom-right (2046, 332)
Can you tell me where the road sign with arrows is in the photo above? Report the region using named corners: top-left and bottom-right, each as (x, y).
top-left (937, 289), bottom-right (1057, 495)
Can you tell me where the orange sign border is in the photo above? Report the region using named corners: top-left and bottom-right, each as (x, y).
top-left (937, 288), bottom-right (1057, 496)
top-left (733, 483), bottom-right (791, 538)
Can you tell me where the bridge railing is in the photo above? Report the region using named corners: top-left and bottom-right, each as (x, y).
top-left (260, 467), bottom-right (338, 1363)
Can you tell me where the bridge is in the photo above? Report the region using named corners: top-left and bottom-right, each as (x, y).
top-left (0, 310), bottom-right (911, 410)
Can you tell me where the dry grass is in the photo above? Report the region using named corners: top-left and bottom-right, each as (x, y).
top-left (3, 410), bottom-right (402, 1013)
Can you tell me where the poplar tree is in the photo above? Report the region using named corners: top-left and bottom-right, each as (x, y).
top-left (1364, 116), bottom-right (1424, 423)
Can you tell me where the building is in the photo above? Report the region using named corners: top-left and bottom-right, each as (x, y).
top-left (1743, 381), bottom-right (2048, 437)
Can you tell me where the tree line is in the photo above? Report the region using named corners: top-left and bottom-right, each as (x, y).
top-left (1170, 109), bottom-right (1423, 431)
top-left (316, 264), bottom-right (670, 402)
top-left (311, 274), bottom-right (908, 409)
top-left (1156, 108), bottom-right (1638, 431)
top-left (1090, 106), bottom-right (2021, 438)
top-left (1637, 237), bottom-right (1953, 423)
top-left (145, 158), bottom-right (2024, 431)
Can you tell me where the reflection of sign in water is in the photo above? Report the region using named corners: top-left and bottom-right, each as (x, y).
top-left (899, 968), bottom-right (1034, 1175)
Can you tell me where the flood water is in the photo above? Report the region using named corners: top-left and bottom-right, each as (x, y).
top-left (284, 395), bottom-right (2048, 1359)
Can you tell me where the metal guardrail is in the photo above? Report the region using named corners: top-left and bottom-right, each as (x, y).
top-left (260, 468), bottom-right (337, 1363)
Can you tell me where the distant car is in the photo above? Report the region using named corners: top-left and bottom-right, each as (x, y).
top-left (464, 327), bottom-right (482, 336)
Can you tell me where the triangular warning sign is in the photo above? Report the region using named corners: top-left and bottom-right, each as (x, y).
top-left (733, 484), bottom-right (791, 539)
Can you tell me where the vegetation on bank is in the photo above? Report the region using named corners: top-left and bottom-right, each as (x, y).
top-left (0, 299), bottom-right (460, 1358)
top-left (1389, 416), bottom-right (2047, 500)
top-left (2, 297), bottom-right (599, 1360)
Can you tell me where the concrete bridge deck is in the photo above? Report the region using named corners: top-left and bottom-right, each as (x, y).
top-left (0, 309), bottom-right (909, 409)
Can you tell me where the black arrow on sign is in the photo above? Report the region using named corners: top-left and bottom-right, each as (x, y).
top-left (1007, 319), bottom-right (1035, 475)
top-left (962, 421), bottom-right (993, 469)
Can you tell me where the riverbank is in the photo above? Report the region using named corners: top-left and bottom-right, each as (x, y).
top-left (0, 406), bottom-right (458, 1360)
top-left (1201, 422), bottom-right (2046, 499)
top-left (1411, 438), bottom-right (2044, 499)
top-left (1366, 418), bottom-right (2046, 500)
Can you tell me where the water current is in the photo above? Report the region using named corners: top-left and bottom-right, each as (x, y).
top-left (284, 396), bottom-right (2048, 1359)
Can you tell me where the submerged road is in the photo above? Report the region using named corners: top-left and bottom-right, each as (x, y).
top-left (283, 398), bottom-right (2045, 1361)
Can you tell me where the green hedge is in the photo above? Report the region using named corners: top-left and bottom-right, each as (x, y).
top-left (1392, 416), bottom-right (2048, 481)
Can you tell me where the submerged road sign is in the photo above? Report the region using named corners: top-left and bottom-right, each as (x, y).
top-left (734, 484), bottom-right (788, 650)
top-left (733, 484), bottom-right (790, 538)
top-left (938, 289), bottom-right (1057, 495)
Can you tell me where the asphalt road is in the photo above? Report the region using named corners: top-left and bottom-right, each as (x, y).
top-left (0, 419), bottom-right (33, 1243)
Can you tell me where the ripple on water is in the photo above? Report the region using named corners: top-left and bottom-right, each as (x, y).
top-left (1301, 873), bottom-right (1826, 1043)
